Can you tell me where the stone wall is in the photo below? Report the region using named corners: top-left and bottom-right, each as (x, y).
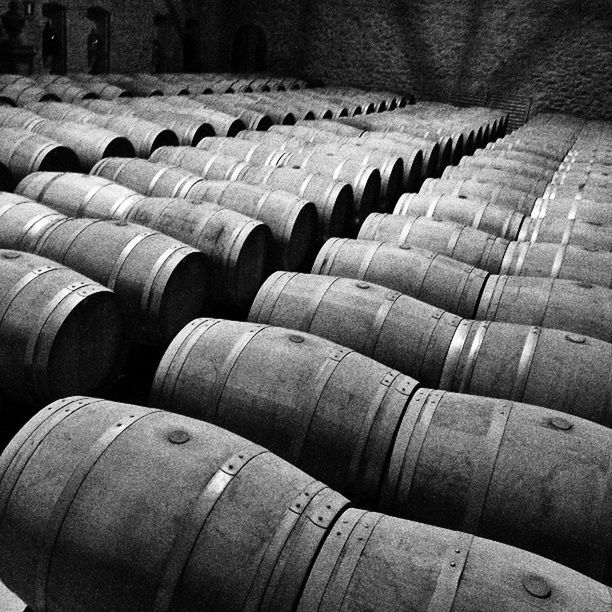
top-left (0, 0), bottom-right (181, 74)
top-left (210, 0), bottom-right (612, 120)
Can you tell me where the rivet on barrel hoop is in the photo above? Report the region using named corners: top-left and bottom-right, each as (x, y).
top-left (549, 417), bottom-right (573, 431)
top-left (289, 335), bottom-right (304, 344)
top-left (356, 282), bottom-right (370, 289)
top-left (168, 430), bottom-right (190, 444)
top-left (2, 252), bottom-right (20, 259)
top-left (522, 575), bottom-right (552, 599)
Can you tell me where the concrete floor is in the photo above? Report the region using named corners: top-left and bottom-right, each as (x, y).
top-left (0, 581), bottom-right (26, 611)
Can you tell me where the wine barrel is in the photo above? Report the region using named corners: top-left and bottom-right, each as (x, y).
top-left (530, 196), bottom-right (612, 225)
top-left (0, 128), bottom-right (80, 188)
top-left (151, 147), bottom-right (351, 240)
top-left (28, 102), bottom-right (179, 157)
top-left (477, 146), bottom-right (561, 170)
top-left (420, 177), bottom-right (538, 213)
top-left (312, 238), bottom-right (488, 318)
top-left (0, 251), bottom-right (124, 407)
top-left (394, 193), bottom-right (525, 240)
top-left (30, 120), bottom-right (135, 171)
top-left (151, 317), bottom-right (612, 584)
top-left (298, 509), bottom-right (611, 611)
top-left (517, 216), bottom-right (612, 251)
top-left (475, 275), bottom-right (612, 342)
top-left (16, 172), bottom-right (269, 306)
top-left (82, 100), bottom-right (214, 146)
top-left (197, 137), bottom-right (289, 165)
top-left (358, 213), bottom-right (510, 273)
top-left (500, 241), bottom-right (612, 288)
top-left (0, 106), bottom-right (47, 130)
top-left (0, 204), bottom-right (208, 345)
top-left (92, 157), bottom-right (318, 272)
top-left (441, 166), bottom-right (549, 196)
top-left (191, 96), bottom-right (273, 131)
top-left (151, 318), bottom-right (419, 503)
top-left (458, 155), bottom-right (556, 181)
top-left (0, 83), bottom-right (58, 106)
top-left (0, 194), bottom-right (65, 247)
top-left (0, 398), bottom-right (350, 611)
top-left (249, 273), bottom-right (612, 423)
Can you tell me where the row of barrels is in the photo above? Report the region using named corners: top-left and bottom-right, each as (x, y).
top-left (0, 394), bottom-right (611, 612)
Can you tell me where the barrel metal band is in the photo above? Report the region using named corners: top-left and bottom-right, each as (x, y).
top-left (397, 216), bottom-right (418, 245)
top-left (511, 326), bottom-right (541, 401)
top-left (438, 320), bottom-right (472, 390)
top-left (549, 245), bottom-right (567, 279)
top-left (478, 275), bottom-right (505, 321)
top-left (0, 201), bottom-right (19, 220)
top-left (152, 447), bottom-right (267, 612)
top-left (201, 154), bottom-right (220, 178)
top-left (346, 370), bottom-right (399, 490)
top-left (0, 398), bottom-right (91, 526)
top-left (426, 534), bottom-right (473, 612)
top-left (471, 203), bottom-right (487, 230)
top-left (147, 167), bottom-right (170, 196)
top-left (107, 232), bottom-right (156, 291)
top-left (150, 319), bottom-right (219, 407)
top-left (530, 197), bottom-right (544, 219)
top-left (242, 480), bottom-right (327, 612)
top-left (320, 180), bottom-right (339, 221)
top-left (356, 241), bottom-right (382, 280)
top-left (46, 218), bottom-right (101, 262)
top-left (425, 194), bottom-right (441, 218)
top-left (24, 282), bottom-right (101, 401)
top-left (35, 409), bottom-right (159, 612)
top-left (243, 144), bottom-right (258, 163)
top-left (291, 345), bottom-right (350, 462)
top-left (253, 190), bottom-right (272, 220)
top-left (142, 198), bottom-right (175, 231)
top-left (300, 276), bottom-right (337, 332)
top-left (297, 174), bottom-right (316, 198)
top-left (319, 513), bottom-right (383, 612)
top-left (25, 172), bottom-right (64, 205)
top-left (460, 403), bottom-right (512, 533)
top-left (248, 271), bottom-right (297, 323)
top-left (457, 320), bottom-right (490, 393)
top-left (312, 237), bottom-right (342, 275)
top-left (528, 216), bottom-right (543, 243)
top-left (0, 265), bottom-right (58, 328)
top-left (141, 245), bottom-right (186, 324)
top-left (560, 218), bottom-right (575, 246)
top-left (79, 182), bottom-right (109, 217)
top-left (445, 228), bottom-right (463, 257)
top-left (254, 165), bottom-right (276, 186)
top-left (8, 133), bottom-right (35, 168)
top-left (331, 158), bottom-right (349, 182)
top-left (395, 389), bottom-right (443, 507)
top-left (363, 291), bottom-right (401, 357)
top-left (104, 158), bottom-right (131, 184)
top-left (207, 326), bottom-right (267, 423)
top-left (512, 241), bottom-right (530, 276)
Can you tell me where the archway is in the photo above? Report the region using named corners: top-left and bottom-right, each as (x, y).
top-left (42, 2), bottom-right (66, 74)
top-left (231, 24), bottom-right (266, 72)
top-left (86, 5), bottom-right (110, 73)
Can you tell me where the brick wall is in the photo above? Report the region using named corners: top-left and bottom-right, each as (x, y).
top-left (209, 0), bottom-right (612, 120)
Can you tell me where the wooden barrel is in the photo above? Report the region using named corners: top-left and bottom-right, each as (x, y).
top-left (486, 140), bottom-right (567, 162)
top-left (494, 136), bottom-right (571, 160)
top-left (0, 205), bottom-right (208, 345)
top-left (0, 194), bottom-right (65, 247)
top-left (82, 100), bottom-right (214, 146)
top-left (234, 165), bottom-right (352, 240)
top-left (500, 242), bottom-right (612, 288)
top-left (458, 155), bottom-right (556, 181)
top-left (151, 146), bottom-right (352, 240)
top-left (312, 238), bottom-right (488, 318)
top-left (278, 150), bottom-right (382, 229)
top-left (191, 97), bottom-right (273, 131)
top-left (0, 83), bottom-right (58, 105)
top-left (478, 146), bottom-right (561, 170)
top-left (298, 509), bottom-right (612, 611)
top-left (358, 213), bottom-right (510, 273)
top-left (441, 166), bottom-right (549, 196)
top-left (295, 119), bottom-right (365, 137)
top-left (16, 172), bottom-right (269, 306)
top-left (33, 78), bottom-right (98, 102)
top-left (0, 106), bottom-right (47, 130)
top-left (477, 275), bottom-right (612, 342)
top-left (394, 193), bottom-right (525, 240)
top-left (530, 196), bottom-right (612, 225)
top-left (151, 318), bottom-right (419, 503)
top-left (249, 272), bottom-right (612, 422)
top-left (0, 251), bottom-right (124, 407)
top-left (197, 137), bottom-right (289, 165)
top-left (0, 398), bottom-right (350, 611)
top-left (0, 128), bottom-right (80, 188)
top-left (517, 216), bottom-right (612, 251)
top-left (420, 177), bottom-right (538, 214)
top-left (30, 120), bottom-right (135, 171)
top-left (92, 158), bottom-right (318, 272)
top-left (151, 317), bottom-right (612, 585)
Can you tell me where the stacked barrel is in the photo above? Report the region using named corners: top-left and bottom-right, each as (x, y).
top-left (1, 79), bottom-right (612, 610)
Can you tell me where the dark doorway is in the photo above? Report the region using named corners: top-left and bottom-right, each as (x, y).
top-left (42, 3), bottom-right (66, 74)
top-left (86, 5), bottom-right (110, 74)
top-left (183, 17), bottom-right (205, 72)
top-left (231, 24), bottom-right (266, 72)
